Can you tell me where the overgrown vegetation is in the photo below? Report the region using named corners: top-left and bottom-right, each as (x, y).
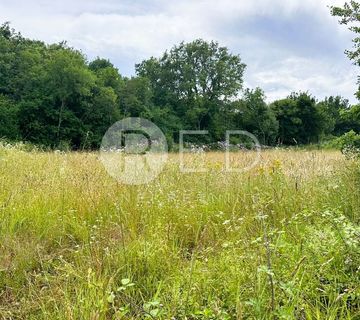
top-left (0, 147), bottom-right (359, 319)
top-left (1, 22), bottom-right (360, 150)
top-left (0, 1), bottom-right (360, 318)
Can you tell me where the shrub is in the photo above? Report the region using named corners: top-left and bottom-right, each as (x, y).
top-left (332, 131), bottom-right (360, 159)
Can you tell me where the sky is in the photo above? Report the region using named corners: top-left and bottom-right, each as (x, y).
top-left (0, 0), bottom-right (358, 103)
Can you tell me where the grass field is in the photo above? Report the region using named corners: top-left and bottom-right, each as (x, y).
top-left (0, 146), bottom-right (359, 319)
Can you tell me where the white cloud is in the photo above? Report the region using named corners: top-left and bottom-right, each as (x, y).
top-left (247, 57), bottom-right (358, 102)
top-left (0, 0), bottom-right (358, 103)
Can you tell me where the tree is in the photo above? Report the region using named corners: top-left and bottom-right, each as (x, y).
top-left (45, 47), bottom-right (95, 145)
top-left (17, 46), bottom-right (96, 149)
top-left (232, 88), bottom-right (279, 145)
top-left (317, 96), bottom-right (350, 136)
top-left (118, 76), bottom-right (181, 146)
top-left (136, 39), bottom-right (246, 136)
top-left (331, 1), bottom-right (360, 98)
top-left (80, 58), bottom-right (123, 148)
top-left (89, 58), bottom-right (123, 96)
top-left (271, 92), bottom-right (323, 145)
top-left (81, 86), bottom-right (119, 149)
top-left (0, 95), bottom-right (18, 139)
top-left (3, 23), bottom-right (359, 149)
top-left (339, 104), bottom-right (360, 133)
top-left (119, 77), bottom-right (153, 117)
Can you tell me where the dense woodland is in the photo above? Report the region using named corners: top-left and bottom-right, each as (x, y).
top-left (1, 21), bottom-right (360, 150)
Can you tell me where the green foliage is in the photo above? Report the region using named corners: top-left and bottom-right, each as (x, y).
top-left (271, 92), bottom-right (324, 145)
top-left (1, 23), bottom-right (360, 149)
top-left (331, 1), bottom-right (360, 65)
top-left (334, 130), bottom-right (360, 148)
top-left (136, 39), bottom-right (246, 139)
top-left (0, 26), bottom-right (125, 149)
top-left (331, 130), bottom-right (360, 158)
top-left (0, 95), bottom-right (18, 139)
top-left (331, 1), bottom-right (360, 98)
top-left (317, 96), bottom-right (350, 136)
top-left (233, 88), bottom-right (279, 145)
top-left (339, 104), bottom-right (360, 134)
top-left (0, 149), bottom-right (359, 318)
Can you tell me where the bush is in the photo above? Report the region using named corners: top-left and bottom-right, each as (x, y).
top-left (331, 131), bottom-right (360, 159)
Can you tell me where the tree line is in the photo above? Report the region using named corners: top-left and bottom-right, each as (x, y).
top-left (0, 20), bottom-right (360, 150)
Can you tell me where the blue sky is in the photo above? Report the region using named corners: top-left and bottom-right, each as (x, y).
top-left (0, 0), bottom-right (358, 103)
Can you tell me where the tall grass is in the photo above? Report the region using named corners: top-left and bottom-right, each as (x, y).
top-left (0, 147), bottom-right (359, 319)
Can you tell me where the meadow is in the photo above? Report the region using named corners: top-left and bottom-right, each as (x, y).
top-left (0, 146), bottom-right (359, 319)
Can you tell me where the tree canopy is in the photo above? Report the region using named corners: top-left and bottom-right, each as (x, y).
top-left (0, 22), bottom-right (360, 150)
top-left (331, 1), bottom-right (360, 98)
